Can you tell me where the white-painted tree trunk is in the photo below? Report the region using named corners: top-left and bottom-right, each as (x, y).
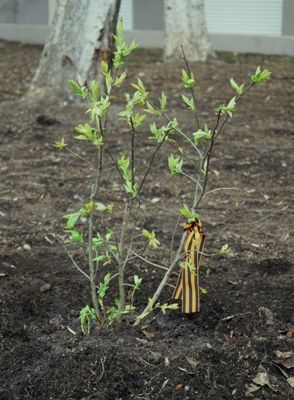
top-left (29, 0), bottom-right (121, 99)
top-left (164, 0), bottom-right (212, 62)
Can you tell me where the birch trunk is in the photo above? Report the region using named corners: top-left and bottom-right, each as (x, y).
top-left (164, 0), bottom-right (212, 62)
top-left (28, 0), bottom-right (121, 99)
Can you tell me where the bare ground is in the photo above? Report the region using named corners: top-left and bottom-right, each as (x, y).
top-left (0, 40), bottom-right (293, 400)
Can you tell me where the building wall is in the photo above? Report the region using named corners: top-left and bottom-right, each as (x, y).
top-left (133, 0), bottom-right (163, 31)
top-left (205, 0), bottom-right (283, 36)
top-left (0, 0), bottom-right (293, 55)
top-left (0, 0), bottom-right (48, 25)
top-left (283, 0), bottom-right (294, 36)
top-left (0, 0), bottom-right (17, 23)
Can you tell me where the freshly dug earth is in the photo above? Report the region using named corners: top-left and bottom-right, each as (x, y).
top-left (0, 40), bottom-right (293, 400)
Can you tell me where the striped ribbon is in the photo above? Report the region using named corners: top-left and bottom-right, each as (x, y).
top-left (173, 220), bottom-right (206, 314)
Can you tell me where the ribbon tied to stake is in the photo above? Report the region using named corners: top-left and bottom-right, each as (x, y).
top-left (173, 220), bottom-right (206, 314)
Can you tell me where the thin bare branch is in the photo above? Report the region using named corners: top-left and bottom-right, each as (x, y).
top-left (54, 234), bottom-right (91, 281)
top-left (170, 215), bottom-right (181, 263)
top-left (138, 131), bottom-right (169, 195)
top-left (204, 187), bottom-right (239, 197)
top-left (65, 147), bottom-right (98, 175)
top-left (180, 171), bottom-right (203, 191)
top-left (130, 251), bottom-right (168, 271)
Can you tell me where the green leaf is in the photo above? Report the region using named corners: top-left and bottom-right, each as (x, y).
top-left (93, 254), bottom-right (111, 265)
top-left (181, 94), bottom-right (195, 111)
top-left (128, 40), bottom-right (138, 53)
top-left (181, 69), bottom-right (196, 89)
top-left (200, 287), bottom-right (207, 294)
top-left (216, 97), bottom-right (236, 118)
top-left (84, 201), bottom-right (94, 214)
top-left (64, 212), bottom-right (80, 229)
top-left (145, 101), bottom-right (161, 116)
top-left (68, 80), bottom-right (86, 98)
top-left (70, 230), bottom-right (84, 243)
top-left (118, 154), bottom-right (137, 198)
top-left (193, 124), bottom-right (212, 145)
top-left (53, 137), bottom-right (67, 150)
top-left (226, 97), bottom-right (236, 118)
top-left (159, 92), bottom-right (167, 111)
top-left (74, 123), bottom-right (95, 141)
top-left (251, 66), bottom-right (272, 84)
top-left (114, 71), bottom-right (127, 87)
top-left (124, 181), bottom-right (138, 199)
top-left (79, 305), bottom-right (96, 334)
top-left (107, 299), bottom-right (121, 325)
top-left (149, 122), bottom-right (171, 143)
top-left (116, 16), bottom-right (123, 35)
top-left (113, 52), bottom-right (124, 69)
top-left (157, 302), bottom-right (179, 314)
top-left (166, 118), bottom-right (179, 133)
top-left (74, 135), bottom-right (88, 141)
top-left (131, 112), bottom-right (146, 128)
top-left (93, 135), bottom-right (104, 147)
top-left (220, 244), bottom-right (230, 255)
top-left (230, 78), bottom-right (245, 95)
top-left (168, 154), bottom-right (183, 175)
top-left (193, 130), bottom-right (207, 145)
top-left (95, 202), bottom-right (114, 213)
top-left (133, 275), bottom-right (143, 290)
top-left (87, 95), bottom-right (110, 120)
top-left (98, 272), bottom-right (111, 300)
top-left (205, 268), bottom-right (211, 278)
top-left (89, 80), bottom-right (100, 100)
top-left (101, 60), bottom-right (109, 74)
top-left (118, 154), bottom-right (131, 177)
top-left (142, 229), bottom-right (160, 249)
top-left (179, 204), bottom-right (199, 223)
top-left (92, 232), bottom-right (105, 248)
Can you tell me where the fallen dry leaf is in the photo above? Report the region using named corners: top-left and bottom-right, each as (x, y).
top-left (225, 334), bottom-right (237, 345)
top-left (245, 383), bottom-right (260, 396)
top-left (178, 367), bottom-right (189, 373)
top-left (273, 362), bottom-right (289, 379)
top-left (259, 307), bottom-right (274, 325)
top-left (141, 330), bottom-right (155, 339)
top-left (275, 356), bottom-right (294, 369)
top-left (185, 356), bottom-right (200, 369)
top-left (287, 327), bottom-right (294, 344)
top-left (252, 371), bottom-right (276, 391)
top-left (287, 327), bottom-right (294, 338)
top-left (222, 314), bottom-right (235, 321)
top-left (275, 350), bottom-right (292, 359)
top-left (135, 337), bottom-right (148, 345)
top-left (40, 283), bottom-right (51, 293)
top-left (287, 377), bottom-right (294, 388)
top-left (253, 372), bottom-right (270, 386)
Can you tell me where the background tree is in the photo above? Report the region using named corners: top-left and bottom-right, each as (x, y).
top-left (164, 0), bottom-right (212, 62)
top-left (29, 0), bottom-right (121, 99)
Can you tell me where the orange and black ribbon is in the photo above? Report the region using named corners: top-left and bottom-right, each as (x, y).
top-left (173, 220), bottom-right (206, 314)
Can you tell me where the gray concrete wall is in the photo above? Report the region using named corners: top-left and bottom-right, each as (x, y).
top-left (282, 0), bottom-right (294, 36)
top-left (0, 0), bottom-right (48, 25)
top-left (133, 0), bottom-right (163, 31)
top-left (210, 33), bottom-right (294, 56)
top-left (0, 0), bottom-right (17, 23)
top-left (0, 0), bottom-right (294, 56)
top-left (125, 31), bottom-right (294, 56)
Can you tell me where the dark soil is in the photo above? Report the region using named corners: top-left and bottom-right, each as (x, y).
top-left (0, 40), bottom-right (293, 400)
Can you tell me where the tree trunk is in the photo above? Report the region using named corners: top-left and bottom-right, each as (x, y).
top-left (164, 0), bottom-right (212, 62)
top-left (28, 0), bottom-right (121, 100)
